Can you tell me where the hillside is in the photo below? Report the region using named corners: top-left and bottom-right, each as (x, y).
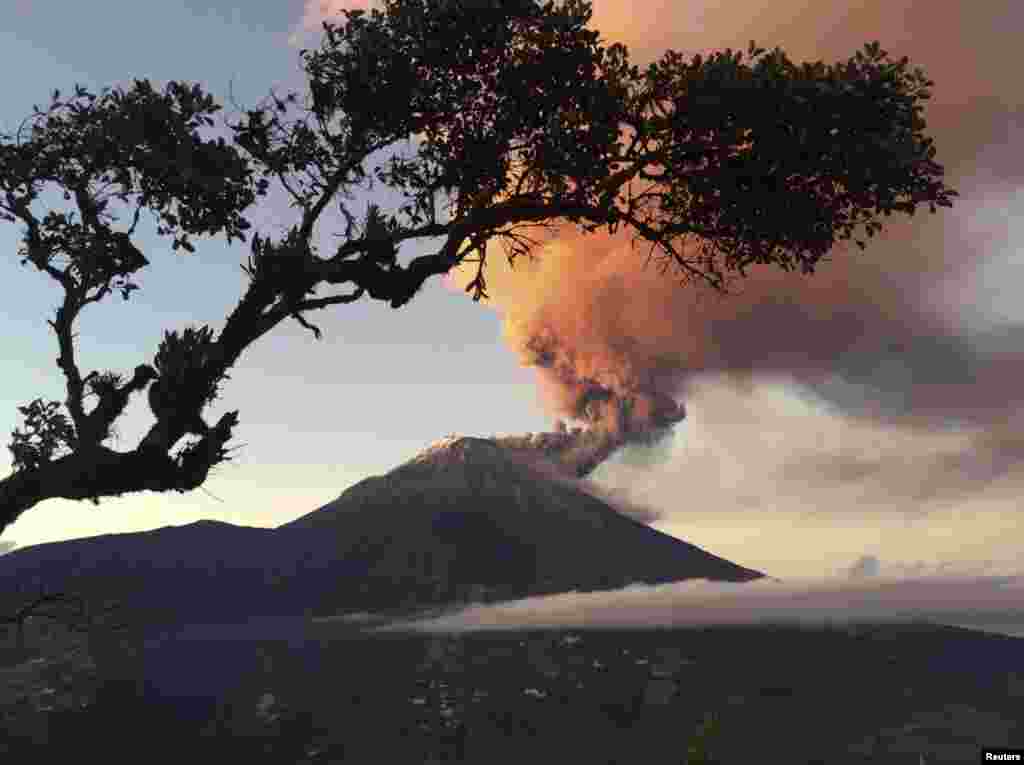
top-left (281, 435), bottom-right (764, 607)
top-left (0, 435), bottom-right (765, 632)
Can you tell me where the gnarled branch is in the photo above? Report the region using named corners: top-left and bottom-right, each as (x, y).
top-left (0, 410), bottom-right (240, 536)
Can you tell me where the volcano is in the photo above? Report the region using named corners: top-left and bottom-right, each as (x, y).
top-left (278, 435), bottom-right (765, 606)
top-left (0, 435), bottom-right (765, 632)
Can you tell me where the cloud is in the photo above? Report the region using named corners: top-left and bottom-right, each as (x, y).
top-left (364, 570), bottom-right (1024, 635)
top-left (292, 0), bottom-right (1024, 439)
top-left (424, 0), bottom-right (1024, 534)
top-left (846, 554), bottom-right (882, 580)
top-left (288, 0), bottom-right (377, 47)
top-left (283, 2), bottom-right (1024, 574)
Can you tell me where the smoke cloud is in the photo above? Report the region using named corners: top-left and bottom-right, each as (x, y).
top-left (435, 0), bottom-right (1024, 491)
top-left (448, 227), bottom-right (707, 476)
top-left (297, 1), bottom-right (1024, 483)
top-left (483, 429), bottom-right (664, 521)
top-left (487, 417), bottom-right (684, 481)
top-left (293, 1), bottom-right (1024, 612)
top-left (366, 570), bottom-right (1024, 637)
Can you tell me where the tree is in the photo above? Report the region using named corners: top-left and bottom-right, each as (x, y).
top-left (0, 0), bottom-right (957, 536)
top-left (1, 587), bottom-right (130, 656)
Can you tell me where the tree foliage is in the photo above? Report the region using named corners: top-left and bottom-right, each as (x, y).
top-left (0, 0), bottom-right (957, 535)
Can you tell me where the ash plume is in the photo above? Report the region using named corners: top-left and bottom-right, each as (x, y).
top-left (449, 232), bottom-right (692, 479)
top-left (491, 397), bottom-right (684, 480)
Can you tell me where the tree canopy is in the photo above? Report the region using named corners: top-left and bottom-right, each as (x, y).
top-left (0, 0), bottom-right (957, 536)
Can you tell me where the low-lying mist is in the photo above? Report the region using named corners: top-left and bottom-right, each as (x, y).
top-left (355, 572), bottom-right (1024, 637)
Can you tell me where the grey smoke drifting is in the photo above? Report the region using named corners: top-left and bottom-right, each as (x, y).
top-left (484, 429), bottom-right (665, 522)
top-left (367, 572), bottom-right (1024, 637)
top-left (297, 0), bottom-right (1023, 643)
top-left (489, 401), bottom-right (683, 480)
top-left (436, 0), bottom-right (1024, 497)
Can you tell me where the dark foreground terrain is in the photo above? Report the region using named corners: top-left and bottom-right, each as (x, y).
top-left (1, 438), bottom-right (1020, 761)
top-left (3, 614), bottom-right (1022, 763)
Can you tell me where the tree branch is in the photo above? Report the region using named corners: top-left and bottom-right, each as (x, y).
top-left (283, 287), bottom-right (366, 340)
top-left (0, 13), bottom-right (959, 541)
top-left (0, 410), bottom-right (240, 537)
top-left (4, 191), bottom-right (70, 288)
top-left (47, 298), bottom-right (89, 448)
top-left (308, 192), bottom-right (627, 308)
top-left (78, 364), bottom-right (158, 448)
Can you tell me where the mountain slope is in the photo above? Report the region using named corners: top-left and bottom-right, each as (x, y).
top-left (0, 436), bottom-right (765, 633)
top-left (279, 435), bottom-right (765, 604)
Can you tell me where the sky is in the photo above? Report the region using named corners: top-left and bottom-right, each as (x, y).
top-left (1, 0), bottom-right (1022, 634)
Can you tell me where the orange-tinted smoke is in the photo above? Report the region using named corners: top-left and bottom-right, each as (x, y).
top-left (451, 205), bottom-right (698, 454)
top-left (309, 0), bottom-right (1024, 445)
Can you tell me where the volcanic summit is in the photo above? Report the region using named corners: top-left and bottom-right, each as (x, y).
top-left (0, 434), bottom-right (766, 630)
top-left (280, 434), bottom-right (766, 607)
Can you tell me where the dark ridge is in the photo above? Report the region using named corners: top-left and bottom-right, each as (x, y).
top-left (279, 435), bottom-right (766, 604)
top-left (0, 435), bottom-right (766, 635)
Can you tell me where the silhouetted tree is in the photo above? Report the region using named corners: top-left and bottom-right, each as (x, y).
top-left (0, 0), bottom-right (956, 535)
top-left (1, 586), bottom-right (129, 656)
